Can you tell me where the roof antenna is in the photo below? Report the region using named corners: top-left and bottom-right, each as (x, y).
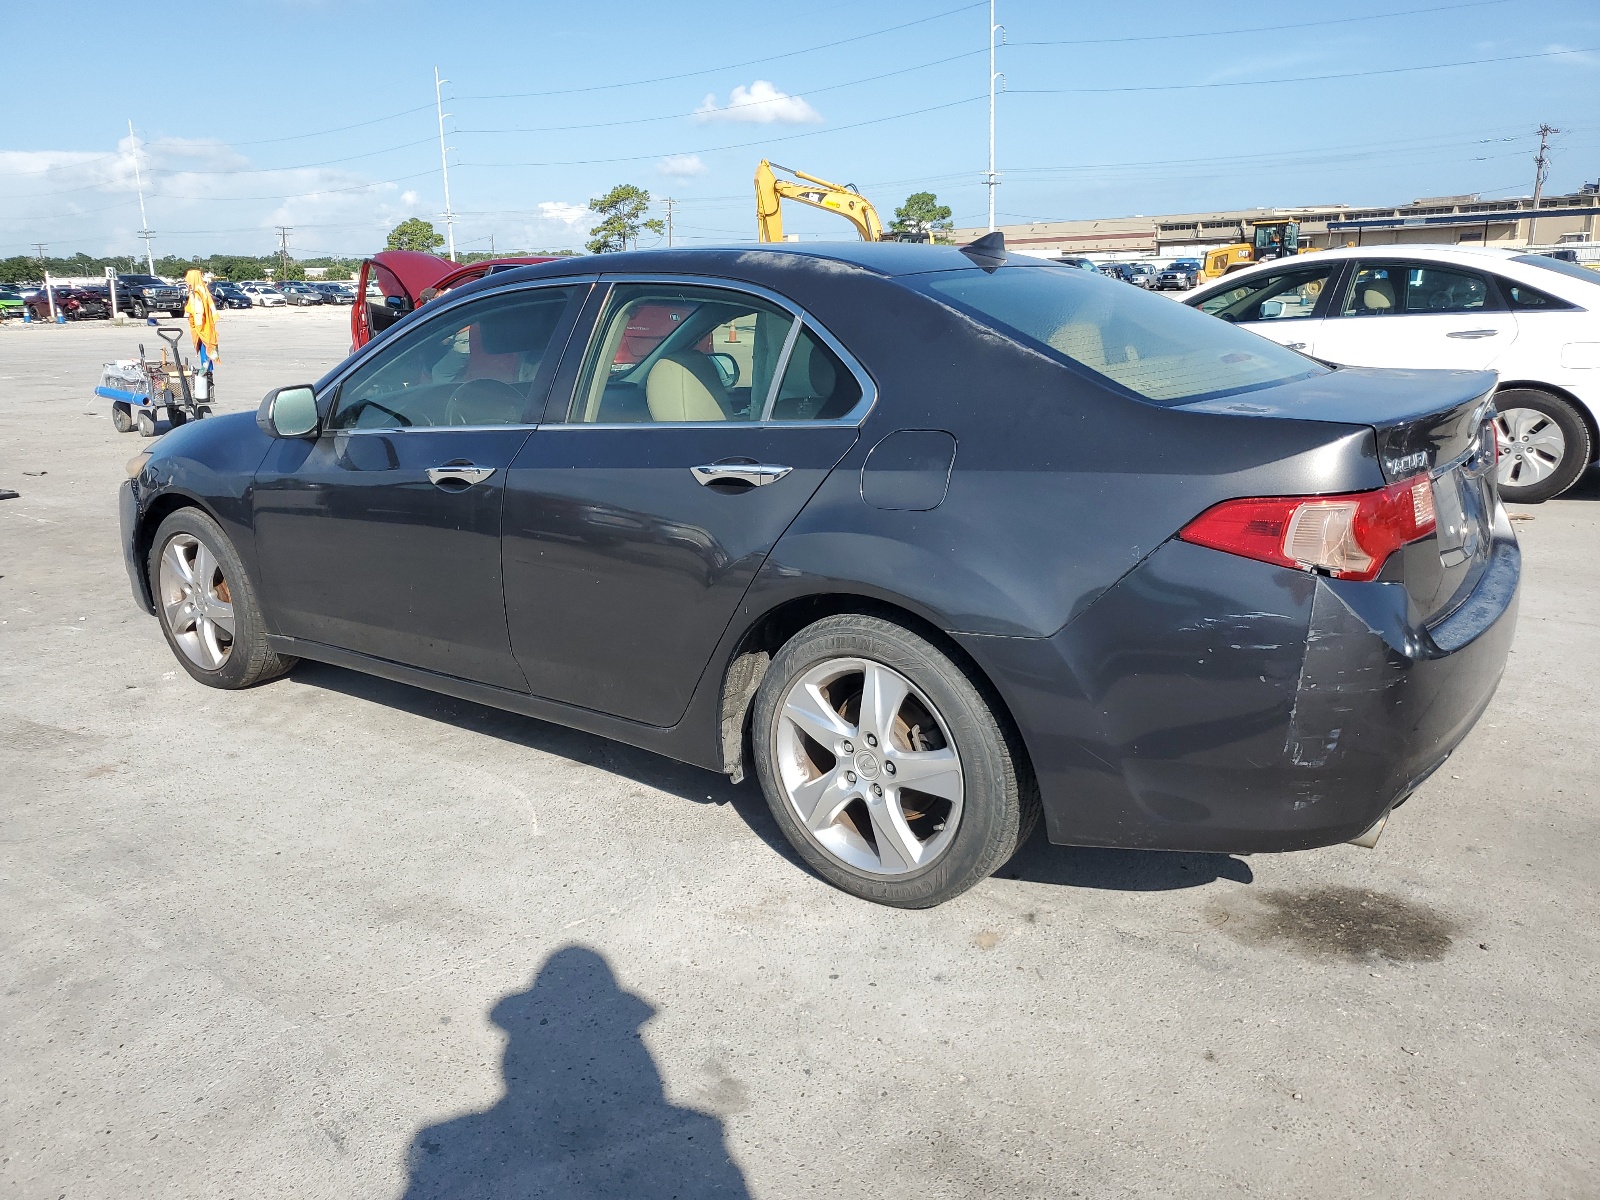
top-left (960, 230), bottom-right (1006, 267)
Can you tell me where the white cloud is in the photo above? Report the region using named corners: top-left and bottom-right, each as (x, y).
top-left (695, 80), bottom-right (821, 125)
top-left (657, 154), bottom-right (708, 178)
top-left (538, 201), bottom-right (592, 226)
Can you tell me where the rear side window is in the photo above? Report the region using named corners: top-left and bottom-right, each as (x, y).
top-left (917, 265), bottom-right (1324, 405)
top-left (1498, 278), bottom-right (1576, 310)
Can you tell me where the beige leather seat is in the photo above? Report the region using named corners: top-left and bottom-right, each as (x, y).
top-left (645, 352), bottom-right (732, 422)
top-left (1047, 322), bottom-right (1107, 369)
top-left (1360, 279), bottom-right (1396, 313)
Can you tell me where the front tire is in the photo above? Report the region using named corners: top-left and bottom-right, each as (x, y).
top-left (111, 402), bottom-right (134, 433)
top-left (130, 299), bottom-right (147, 319)
top-left (751, 615), bottom-right (1038, 908)
top-left (148, 508), bottom-right (296, 689)
top-left (1495, 389), bottom-right (1591, 502)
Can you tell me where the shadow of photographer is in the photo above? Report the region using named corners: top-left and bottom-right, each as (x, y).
top-left (401, 946), bottom-right (750, 1200)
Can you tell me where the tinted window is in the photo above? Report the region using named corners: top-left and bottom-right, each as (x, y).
top-left (1512, 254), bottom-right (1600, 288)
top-left (1341, 262), bottom-right (1496, 316)
top-left (767, 327), bottom-right (863, 420)
top-left (1196, 264), bottom-right (1333, 322)
top-left (918, 265), bottom-right (1324, 405)
top-left (330, 287), bottom-right (576, 430)
top-left (566, 283), bottom-right (797, 424)
top-left (1499, 278), bottom-right (1575, 310)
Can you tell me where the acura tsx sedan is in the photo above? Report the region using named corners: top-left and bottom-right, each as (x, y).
top-left (120, 238), bottom-right (1520, 907)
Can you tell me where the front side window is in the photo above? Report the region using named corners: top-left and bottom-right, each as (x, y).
top-left (919, 265), bottom-right (1324, 406)
top-left (1341, 262), bottom-right (1497, 316)
top-left (330, 287), bottom-right (576, 430)
top-left (567, 284), bottom-right (797, 423)
top-left (1196, 264), bottom-right (1333, 322)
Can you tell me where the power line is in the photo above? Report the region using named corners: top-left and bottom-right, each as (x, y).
top-left (456, 49), bottom-right (984, 136)
top-left (457, 2), bottom-right (986, 100)
top-left (1012, 0), bottom-right (1513, 47)
top-left (1010, 45), bottom-right (1600, 95)
top-left (462, 94), bottom-right (986, 170)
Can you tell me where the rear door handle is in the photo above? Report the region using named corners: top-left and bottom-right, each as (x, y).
top-left (691, 461), bottom-right (792, 487)
top-left (1446, 329), bottom-right (1499, 339)
top-left (427, 463), bottom-right (496, 488)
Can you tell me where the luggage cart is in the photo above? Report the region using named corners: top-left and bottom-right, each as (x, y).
top-left (94, 327), bottom-right (213, 437)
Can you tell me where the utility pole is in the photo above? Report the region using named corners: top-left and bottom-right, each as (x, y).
top-left (32, 243), bottom-right (47, 270)
top-left (435, 67), bottom-right (457, 262)
top-left (664, 197), bottom-right (676, 248)
top-left (1526, 123), bottom-right (1560, 247)
top-left (276, 226), bottom-right (293, 279)
top-left (128, 120), bottom-right (156, 274)
top-left (986, 0), bottom-right (1005, 232)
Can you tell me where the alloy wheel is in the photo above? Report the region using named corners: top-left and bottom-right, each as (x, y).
top-left (158, 533), bottom-right (236, 670)
top-left (774, 657), bottom-right (964, 875)
top-left (1496, 406), bottom-right (1566, 488)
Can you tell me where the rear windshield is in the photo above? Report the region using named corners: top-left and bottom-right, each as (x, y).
top-left (915, 265), bottom-right (1325, 405)
top-left (1512, 254), bottom-right (1600, 289)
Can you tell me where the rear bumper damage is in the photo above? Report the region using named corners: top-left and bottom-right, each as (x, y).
top-left (960, 509), bottom-right (1520, 853)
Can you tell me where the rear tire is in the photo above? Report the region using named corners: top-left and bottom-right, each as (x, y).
top-left (136, 409), bottom-right (157, 437)
top-left (148, 508), bottom-right (296, 689)
top-left (751, 614), bottom-right (1038, 908)
top-left (1495, 389), bottom-right (1591, 503)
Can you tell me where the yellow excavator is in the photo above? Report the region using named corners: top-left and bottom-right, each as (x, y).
top-left (1201, 218), bottom-right (1320, 279)
top-left (756, 160), bottom-right (885, 242)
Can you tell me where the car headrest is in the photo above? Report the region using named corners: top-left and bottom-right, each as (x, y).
top-left (1362, 280), bottom-right (1395, 311)
top-left (478, 302), bottom-right (562, 355)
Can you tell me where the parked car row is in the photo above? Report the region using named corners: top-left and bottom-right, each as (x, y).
top-left (0, 276), bottom-right (356, 320)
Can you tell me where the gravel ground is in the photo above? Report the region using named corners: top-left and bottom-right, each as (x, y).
top-left (2, 306), bottom-right (1597, 1199)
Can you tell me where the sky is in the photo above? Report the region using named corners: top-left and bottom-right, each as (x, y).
top-left (3, 0), bottom-right (1598, 261)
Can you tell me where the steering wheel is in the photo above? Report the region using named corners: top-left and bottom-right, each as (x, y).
top-left (351, 399), bottom-right (412, 427)
top-left (445, 377), bottom-right (527, 426)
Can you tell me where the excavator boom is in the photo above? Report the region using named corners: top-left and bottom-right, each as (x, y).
top-left (755, 159), bottom-right (884, 243)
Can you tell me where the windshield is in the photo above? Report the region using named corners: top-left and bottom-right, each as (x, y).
top-left (914, 265), bottom-right (1325, 406)
top-left (1512, 254), bottom-right (1600, 288)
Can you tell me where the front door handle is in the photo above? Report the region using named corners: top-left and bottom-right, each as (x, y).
top-left (427, 463), bottom-right (496, 488)
top-left (1446, 329), bottom-right (1499, 339)
top-left (691, 461), bottom-right (792, 487)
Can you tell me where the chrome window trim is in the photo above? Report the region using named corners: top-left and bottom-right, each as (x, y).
top-left (315, 275), bottom-right (600, 425)
top-left (550, 272), bottom-right (877, 429)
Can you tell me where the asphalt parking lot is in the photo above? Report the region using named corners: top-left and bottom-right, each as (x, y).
top-left (2, 307), bottom-right (1597, 1199)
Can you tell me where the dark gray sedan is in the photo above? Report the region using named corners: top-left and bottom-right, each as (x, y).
top-left (119, 240), bottom-right (1518, 907)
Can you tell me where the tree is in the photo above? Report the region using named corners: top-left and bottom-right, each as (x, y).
top-left (386, 218), bottom-right (446, 254)
top-left (891, 192), bottom-right (954, 242)
top-left (586, 184), bottom-right (664, 254)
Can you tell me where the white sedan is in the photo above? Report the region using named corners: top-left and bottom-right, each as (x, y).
top-left (241, 284), bottom-right (286, 308)
top-left (1187, 245), bottom-right (1600, 501)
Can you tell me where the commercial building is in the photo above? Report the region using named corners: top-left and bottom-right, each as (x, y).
top-left (951, 187), bottom-right (1600, 261)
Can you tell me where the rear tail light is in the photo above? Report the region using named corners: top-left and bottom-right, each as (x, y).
top-left (1179, 475), bottom-right (1436, 582)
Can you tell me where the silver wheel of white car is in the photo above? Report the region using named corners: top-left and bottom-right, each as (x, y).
top-left (1494, 390), bottom-right (1591, 503)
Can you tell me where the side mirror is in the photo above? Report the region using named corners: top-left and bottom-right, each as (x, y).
top-left (256, 385), bottom-right (321, 438)
top-left (1258, 300), bottom-right (1285, 319)
top-left (707, 352), bottom-right (740, 389)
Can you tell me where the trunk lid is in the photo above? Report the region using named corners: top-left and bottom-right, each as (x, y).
top-left (1180, 366), bottom-right (1501, 624)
